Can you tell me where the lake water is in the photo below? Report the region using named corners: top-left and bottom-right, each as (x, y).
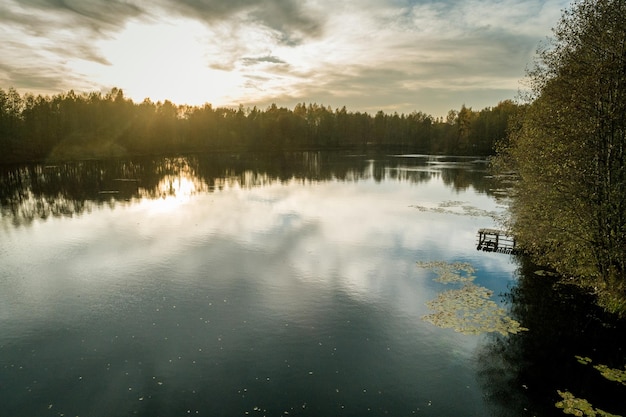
top-left (1, 152), bottom-right (624, 417)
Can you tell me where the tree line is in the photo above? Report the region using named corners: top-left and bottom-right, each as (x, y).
top-left (496, 0), bottom-right (626, 315)
top-left (0, 86), bottom-right (519, 163)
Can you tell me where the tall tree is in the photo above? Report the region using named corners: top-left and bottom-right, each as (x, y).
top-left (500, 0), bottom-right (626, 312)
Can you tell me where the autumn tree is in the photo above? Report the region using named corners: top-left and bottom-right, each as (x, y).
top-left (500, 0), bottom-right (626, 312)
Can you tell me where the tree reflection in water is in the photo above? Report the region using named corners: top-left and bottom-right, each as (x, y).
top-left (0, 153), bottom-right (493, 227)
top-left (477, 256), bottom-right (626, 417)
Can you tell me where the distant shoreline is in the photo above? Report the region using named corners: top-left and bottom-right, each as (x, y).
top-left (0, 87), bottom-right (518, 164)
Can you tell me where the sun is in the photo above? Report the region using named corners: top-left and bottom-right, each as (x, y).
top-left (81, 18), bottom-right (245, 106)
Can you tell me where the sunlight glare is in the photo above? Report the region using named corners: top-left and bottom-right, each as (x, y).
top-left (93, 18), bottom-right (244, 105)
top-left (144, 174), bottom-right (198, 213)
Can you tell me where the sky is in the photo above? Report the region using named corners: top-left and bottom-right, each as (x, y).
top-left (0, 0), bottom-right (571, 117)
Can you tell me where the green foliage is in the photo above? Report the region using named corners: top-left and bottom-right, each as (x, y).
top-left (495, 0), bottom-right (626, 312)
top-left (0, 87), bottom-right (520, 163)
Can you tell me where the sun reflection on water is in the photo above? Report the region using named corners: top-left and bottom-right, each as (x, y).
top-left (142, 174), bottom-right (202, 213)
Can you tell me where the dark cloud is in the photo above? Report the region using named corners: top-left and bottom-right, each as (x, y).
top-left (242, 55), bottom-right (287, 66)
top-left (159, 0), bottom-right (323, 43)
top-left (49, 42), bottom-right (112, 66)
top-left (0, 0), bottom-right (145, 34)
top-left (0, 59), bottom-right (90, 93)
top-left (0, 0), bottom-right (137, 87)
top-left (1, 0), bottom-right (323, 41)
top-left (0, 26), bottom-right (94, 93)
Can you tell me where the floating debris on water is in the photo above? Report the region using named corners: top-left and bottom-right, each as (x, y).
top-left (410, 200), bottom-right (503, 221)
top-left (439, 200), bottom-right (466, 208)
top-left (417, 261), bottom-right (527, 336)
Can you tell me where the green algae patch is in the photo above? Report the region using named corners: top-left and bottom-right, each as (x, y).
top-left (416, 261), bottom-right (476, 284)
top-left (422, 284), bottom-right (527, 336)
top-left (417, 261), bottom-right (527, 336)
top-left (555, 357), bottom-right (626, 416)
top-left (555, 390), bottom-right (622, 417)
top-left (574, 356), bottom-right (626, 386)
top-left (594, 364), bottom-right (626, 386)
top-left (411, 200), bottom-right (503, 221)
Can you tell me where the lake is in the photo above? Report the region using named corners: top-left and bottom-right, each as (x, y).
top-left (1, 152), bottom-right (625, 417)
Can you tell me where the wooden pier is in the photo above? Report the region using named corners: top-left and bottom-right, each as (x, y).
top-left (476, 228), bottom-right (517, 254)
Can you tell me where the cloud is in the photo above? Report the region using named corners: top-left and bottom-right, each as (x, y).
top-left (242, 55), bottom-right (288, 66)
top-left (0, 0), bottom-right (323, 39)
top-left (228, 0), bottom-right (571, 114)
top-left (1, 0), bottom-right (144, 34)
top-left (0, 0), bottom-right (322, 93)
top-left (157, 0), bottom-right (324, 44)
top-left (0, 0), bottom-right (572, 116)
top-left (0, 0), bottom-right (138, 91)
top-left (0, 31), bottom-right (105, 92)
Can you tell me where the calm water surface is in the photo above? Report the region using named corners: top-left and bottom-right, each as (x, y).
top-left (1, 153), bottom-right (623, 417)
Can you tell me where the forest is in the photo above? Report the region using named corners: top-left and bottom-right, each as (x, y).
top-left (0, 86), bottom-right (518, 163)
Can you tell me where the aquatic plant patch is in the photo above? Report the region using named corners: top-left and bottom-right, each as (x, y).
top-left (554, 357), bottom-right (626, 416)
top-left (575, 356), bottom-right (626, 386)
top-left (417, 261), bottom-right (527, 336)
top-left (410, 200), bottom-right (504, 222)
top-left (555, 390), bottom-right (621, 417)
